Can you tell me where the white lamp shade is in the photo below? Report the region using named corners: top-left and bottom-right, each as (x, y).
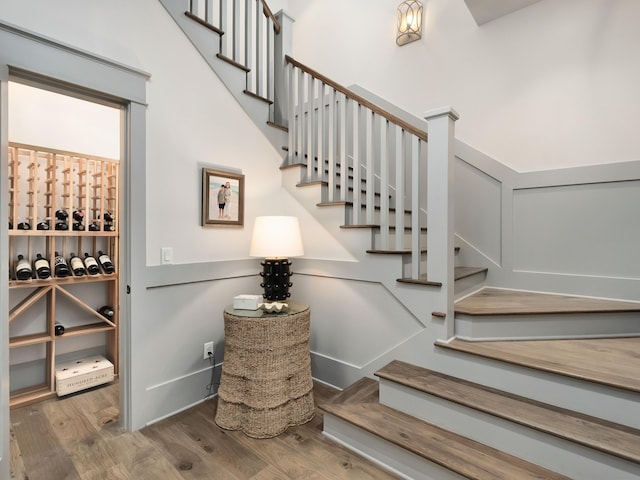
top-left (249, 216), bottom-right (304, 258)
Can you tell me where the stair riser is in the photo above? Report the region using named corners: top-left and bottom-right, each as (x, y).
top-left (455, 312), bottom-right (640, 341)
top-left (323, 414), bottom-right (467, 480)
top-left (453, 271), bottom-right (486, 300)
top-left (372, 230), bottom-right (428, 251)
top-left (345, 207), bottom-right (417, 228)
top-left (435, 347), bottom-right (640, 428)
top-left (379, 380), bottom-right (640, 480)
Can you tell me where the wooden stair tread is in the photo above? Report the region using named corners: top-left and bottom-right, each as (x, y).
top-left (436, 337), bottom-right (640, 393)
top-left (376, 360), bottom-right (640, 464)
top-left (456, 288), bottom-right (640, 316)
top-left (323, 377), bottom-right (379, 406)
top-left (396, 266), bottom-right (486, 287)
top-left (321, 380), bottom-right (570, 480)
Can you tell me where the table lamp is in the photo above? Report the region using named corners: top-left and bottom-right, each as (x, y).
top-left (249, 216), bottom-right (304, 302)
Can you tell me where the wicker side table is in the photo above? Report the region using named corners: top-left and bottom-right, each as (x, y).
top-left (215, 303), bottom-right (315, 438)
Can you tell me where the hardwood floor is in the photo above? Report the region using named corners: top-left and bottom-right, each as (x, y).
top-left (10, 382), bottom-right (400, 480)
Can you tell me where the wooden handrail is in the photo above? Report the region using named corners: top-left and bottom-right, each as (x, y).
top-left (285, 55), bottom-right (428, 142)
top-left (260, 0), bottom-right (281, 34)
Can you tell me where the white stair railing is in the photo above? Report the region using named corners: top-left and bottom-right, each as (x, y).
top-left (188, 0), bottom-right (280, 105)
top-left (285, 55), bottom-right (430, 276)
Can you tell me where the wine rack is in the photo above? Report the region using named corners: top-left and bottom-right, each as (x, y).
top-left (7, 142), bottom-right (119, 407)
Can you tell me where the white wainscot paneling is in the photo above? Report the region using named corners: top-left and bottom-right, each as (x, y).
top-left (513, 180), bottom-right (640, 278)
top-left (295, 275), bottom-right (424, 368)
top-left (455, 158), bottom-right (502, 264)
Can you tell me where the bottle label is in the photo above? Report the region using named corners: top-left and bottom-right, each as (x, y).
top-left (34, 258), bottom-right (49, 270)
top-left (84, 257), bottom-right (99, 268)
top-left (70, 257), bottom-right (84, 270)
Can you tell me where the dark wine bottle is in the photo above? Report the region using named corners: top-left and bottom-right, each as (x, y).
top-left (103, 212), bottom-right (115, 231)
top-left (83, 253), bottom-right (100, 275)
top-left (54, 322), bottom-right (65, 336)
top-left (15, 255), bottom-right (33, 280)
top-left (88, 222), bottom-right (100, 232)
top-left (37, 220), bottom-right (51, 230)
top-left (17, 221), bottom-right (31, 230)
top-left (55, 210), bottom-right (68, 230)
top-left (54, 251), bottom-right (71, 277)
top-left (97, 305), bottom-right (115, 321)
top-left (9, 219), bottom-right (13, 229)
top-left (34, 254), bottom-right (51, 279)
top-left (97, 251), bottom-right (115, 274)
top-left (73, 210), bottom-right (84, 222)
top-left (69, 253), bottom-right (87, 276)
top-left (72, 221), bottom-right (85, 231)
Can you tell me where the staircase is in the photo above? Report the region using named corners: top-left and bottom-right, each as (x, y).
top-left (322, 356), bottom-right (640, 479)
top-left (160, 2), bottom-right (640, 478)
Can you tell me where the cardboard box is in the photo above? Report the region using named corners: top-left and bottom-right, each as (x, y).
top-left (55, 355), bottom-right (114, 396)
top-left (233, 294), bottom-right (262, 310)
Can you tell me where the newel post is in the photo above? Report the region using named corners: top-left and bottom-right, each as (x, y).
top-left (425, 106), bottom-right (459, 339)
top-left (273, 10), bottom-right (294, 127)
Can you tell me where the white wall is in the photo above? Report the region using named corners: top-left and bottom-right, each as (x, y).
top-left (285, 0), bottom-right (640, 172)
top-left (0, 0), bottom-right (354, 432)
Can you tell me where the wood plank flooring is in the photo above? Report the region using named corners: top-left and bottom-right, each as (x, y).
top-left (456, 288), bottom-right (640, 315)
top-left (10, 382), bottom-right (401, 480)
top-left (437, 336), bottom-right (640, 392)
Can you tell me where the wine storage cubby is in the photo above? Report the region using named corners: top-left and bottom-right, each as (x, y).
top-left (7, 142), bottom-right (120, 407)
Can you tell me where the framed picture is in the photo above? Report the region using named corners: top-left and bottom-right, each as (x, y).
top-left (202, 168), bottom-right (245, 226)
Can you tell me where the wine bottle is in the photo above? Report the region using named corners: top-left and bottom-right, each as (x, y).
top-left (15, 255), bottom-right (33, 280)
top-left (55, 210), bottom-right (68, 230)
top-left (54, 251), bottom-right (71, 277)
top-left (17, 221), bottom-right (31, 230)
top-left (36, 220), bottom-right (50, 230)
top-left (83, 253), bottom-right (100, 275)
top-left (97, 251), bottom-right (115, 274)
top-left (34, 254), bottom-right (51, 279)
top-left (88, 222), bottom-right (100, 232)
top-left (103, 212), bottom-right (115, 231)
top-left (54, 322), bottom-right (65, 336)
top-left (72, 221), bottom-right (85, 231)
top-left (69, 253), bottom-right (87, 276)
top-left (9, 219), bottom-right (13, 229)
top-left (73, 210), bottom-right (84, 222)
top-left (97, 305), bottom-right (115, 321)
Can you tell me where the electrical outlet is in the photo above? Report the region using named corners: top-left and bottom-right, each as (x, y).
top-left (203, 341), bottom-right (214, 360)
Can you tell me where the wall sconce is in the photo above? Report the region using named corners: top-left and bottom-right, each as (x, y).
top-left (249, 216), bottom-right (304, 302)
top-left (396, 0), bottom-right (423, 46)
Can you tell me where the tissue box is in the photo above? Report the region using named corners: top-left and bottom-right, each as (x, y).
top-left (55, 355), bottom-right (114, 396)
top-left (233, 294), bottom-right (262, 310)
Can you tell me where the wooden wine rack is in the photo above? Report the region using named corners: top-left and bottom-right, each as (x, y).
top-left (7, 142), bottom-right (120, 407)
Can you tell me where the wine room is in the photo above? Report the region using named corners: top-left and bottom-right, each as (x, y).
top-left (7, 79), bottom-right (122, 407)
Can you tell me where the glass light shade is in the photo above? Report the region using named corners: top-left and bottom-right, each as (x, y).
top-left (396, 0), bottom-right (423, 46)
top-left (249, 216), bottom-right (304, 258)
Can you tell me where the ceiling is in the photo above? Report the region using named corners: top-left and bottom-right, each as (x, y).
top-left (463, 0), bottom-right (542, 25)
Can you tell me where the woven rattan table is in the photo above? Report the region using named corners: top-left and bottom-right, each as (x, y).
top-left (215, 303), bottom-right (315, 438)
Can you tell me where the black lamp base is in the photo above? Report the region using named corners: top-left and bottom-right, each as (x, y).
top-left (259, 258), bottom-right (293, 301)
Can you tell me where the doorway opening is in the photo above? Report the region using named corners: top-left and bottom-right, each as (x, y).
top-left (7, 79), bottom-right (123, 409)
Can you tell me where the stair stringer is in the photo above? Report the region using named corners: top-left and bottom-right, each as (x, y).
top-left (158, 0), bottom-right (287, 155)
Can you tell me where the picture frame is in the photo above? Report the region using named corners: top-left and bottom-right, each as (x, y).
top-left (201, 167), bottom-right (245, 226)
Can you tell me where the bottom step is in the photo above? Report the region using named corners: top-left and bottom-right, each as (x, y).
top-left (321, 378), bottom-right (569, 480)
